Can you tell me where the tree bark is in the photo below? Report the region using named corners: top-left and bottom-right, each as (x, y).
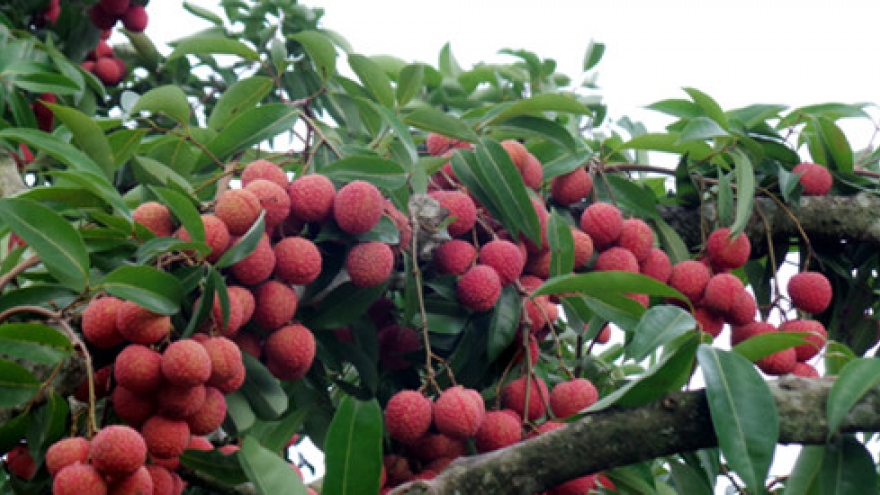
top-left (389, 376), bottom-right (880, 495)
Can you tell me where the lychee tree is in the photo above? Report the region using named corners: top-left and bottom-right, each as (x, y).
top-left (2, 1), bottom-right (880, 494)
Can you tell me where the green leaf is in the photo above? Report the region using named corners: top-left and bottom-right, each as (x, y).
top-left (180, 448), bottom-right (249, 485)
top-left (650, 218), bottom-right (690, 265)
top-left (402, 106), bottom-right (479, 143)
top-left (396, 63), bottom-right (425, 106)
top-left (130, 86), bottom-right (191, 124)
top-left (814, 115), bottom-right (854, 172)
top-left (215, 212), bottom-right (266, 268)
top-left (198, 104), bottom-right (299, 168)
top-left (697, 345), bottom-right (778, 493)
top-left (546, 211), bottom-right (574, 277)
top-left (27, 392), bottom-right (69, 464)
top-left (290, 30), bottom-right (338, 81)
top-left (627, 305), bottom-right (697, 362)
top-left (150, 185), bottom-right (203, 242)
top-left (668, 458), bottom-right (713, 495)
top-left (617, 132), bottom-right (713, 161)
top-left (0, 128), bottom-right (105, 177)
top-left (348, 54), bottom-right (395, 108)
top-left (131, 155), bottom-right (195, 193)
top-left (730, 150), bottom-right (755, 238)
top-left (676, 116), bottom-right (729, 144)
top-left (683, 87), bottom-right (728, 128)
top-left (0, 358), bottom-right (40, 407)
top-left (223, 390), bottom-right (256, 435)
top-left (646, 99), bottom-right (703, 119)
top-left (582, 40), bottom-right (605, 71)
top-left (183, 1), bottom-right (224, 24)
top-left (323, 396), bottom-right (383, 495)
top-left (241, 353), bottom-right (288, 420)
top-left (0, 198), bottom-right (89, 292)
top-left (0, 323), bottom-right (72, 365)
top-left (483, 93), bottom-right (594, 126)
top-left (825, 341), bottom-right (857, 376)
top-left (320, 156), bottom-right (407, 190)
top-left (819, 436), bottom-right (878, 495)
top-left (239, 436), bottom-right (307, 495)
top-left (487, 286), bottom-right (522, 362)
top-left (44, 103), bottom-right (114, 176)
top-left (783, 446), bottom-right (823, 495)
top-left (51, 170), bottom-right (130, 220)
top-left (99, 265), bottom-right (183, 315)
top-left (438, 42), bottom-right (463, 78)
top-left (826, 358), bottom-right (880, 440)
top-left (491, 115), bottom-right (579, 152)
top-left (167, 36), bottom-right (260, 62)
top-left (732, 332), bottom-right (809, 362)
top-left (534, 271), bottom-right (687, 302)
top-left (11, 72), bottom-right (80, 94)
top-left (300, 283), bottom-right (388, 330)
top-left (208, 76), bottom-right (275, 131)
top-left (250, 406), bottom-right (311, 455)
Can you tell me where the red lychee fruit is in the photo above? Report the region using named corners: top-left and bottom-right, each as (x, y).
top-left (384, 390), bottom-right (434, 445)
top-left (579, 202), bottom-right (623, 250)
top-left (186, 386), bottom-right (228, 435)
top-left (595, 324), bottom-right (612, 344)
top-left (200, 290), bottom-right (245, 337)
top-left (384, 199), bottom-right (412, 252)
top-left (108, 465), bottom-right (152, 494)
top-left (425, 133), bottom-right (471, 156)
top-left (792, 362), bottom-right (821, 378)
top-left (378, 325), bottom-right (422, 370)
top-left (115, 344), bottom-right (163, 394)
top-left (524, 294), bottom-right (558, 334)
top-left (639, 247), bottom-right (672, 284)
top-left (232, 330), bottom-right (261, 360)
top-left (111, 386), bottom-right (157, 428)
top-left (456, 265), bottom-right (502, 312)
top-left (787, 271), bottom-right (832, 314)
top-left (145, 465), bottom-right (178, 495)
top-left (116, 301), bottom-right (171, 345)
top-left (502, 376), bottom-right (550, 421)
top-left (550, 167), bottom-right (592, 205)
top-left (726, 290), bottom-right (758, 327)
top-left (500, 140), bottom-right (530, 173)
top-left (433, 239), bottom-right (477, 276)
top-left (522, 153), bottom-right (544, 190)
top-left (230, 234), bottom-right (276, 286)
top-left (90, 425), bottom-right (147, 479)
top-left (274, 236), bottom-right (323, 285)
top-left (264, 323), bottom-right (316, 380)
top-left (617, 218), bottom-right (654, 262)
top-left (429, 190), bottom-right (477, 237)
top-left (141, 415), bottom-right (191, 459)
top-left (571, 229), bottom-right (595, 269)
top-left (5, 444), bottom-right (35, 479)
top-left (793, 162), bottom-right (833, 196)
top-left (780, 319), bottom-right (828, 362)
top-left (475, 410), bottom-right (522, 453)
top-left (121, 4), bottom-right (148, 32)
top-left (433, 386), bottom-right (485, 439)
top-left (175, 214), bottom-right (231, 264)
top-left (334, 180), bottom-right (384, 235)
top-left (251, 280), bottom-right (298, 330)
top-left (702, 273), bottom-right (745, 315)
top-left (53, 463), bottom-right (108, 495)
top-left (756, 346), bottom-right (797, 376)
top-left (201, 336), bottom-right (243, 384)
top-left (593, 246), bottom-right (640, 273)
top-left (82, 296), bottom-right (125, 349)
top-left (157, 383), bottom-right (207, 419)
top-left (244, 179), bottom-right (292, 232)
top-left (524, 250), bottom-right (551, 279)
top-left (408, 433), bottom-right (467, 463)
top-left (241, 159), bottom-right (288, 189)
top-left (550, 474), bottom-right (598, 495)
top-left (214, 188), bottom-right (262, 236)
top-left (693, 306), bottom-right (725, 338)
top-left (99, 0), bottom-right (129, 16)
top-left (730, 321), bottom-right (775, 347)
top-left (345, 241), bottom-right (395, 287)
top-left (212, 360), bottom-right (246, 394)
top-left (549, 378), bottom-right (598, 419)
top-left (46, 437), bottom-right (91, 477)
top-left (668, 260), bottom-right (711, 303)
top-left (478, 239), bottom-right (524, 285)
top-left (88, 4), bottom-right (117, 30)
top-left (228, 285), bottom-right (256, 324)
top-left (32, 93), bottom-right (56, 132)
top-left (707, 227), bottom-right (751, 271)
top-left (94, 56), bottom-right (123, 85)
top-left (288, 174), bottom-right (336, 223)
top-left (162, 339), bottom-right (212, 387)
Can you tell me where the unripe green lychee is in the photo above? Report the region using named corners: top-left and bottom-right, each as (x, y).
top-left (288, 174), bottom-right (336, 223)
top-left (345, 241), bottom-right (395, 287)
top-left (793, 162), bottom-right (833, 196)
top-left (251, 280), bottom-right (298, 330)
top-left (241, 159), bottom-right (288, 189)
top-left (433, 239), bottom-right (477, 276)
top-left (707, 227), bottom-right (751, 270)
top-left (478, 239), bottom-right (524, 285)
top-left (274, 236), bottom-right (323, 285)
top-left (579, 202), bottom-right (623, 250)
top-left (141, 415), bottom-right (190, 459)
top-left (264, 323), bottom-right (316, 380)
top-left (46, 437), bottom-right (90, 477)
top-left (433, 386), bottom-right (485, 440)
top-left (132, 201), bottom-right (174, 238)
top-left (787, 271), bottom-right (832, 314)
top-left (116, 301), bottom-right (171, 345)
top-left (333, 180), bottom-right (384, 235)
top-left (214, 188), bottom-right (262, 236)
top-left (384, 390), bottom-right (433, 445)
top-left (162, 339), bottom-right (212, 387)
top-left (456, 265), bottom-right (502, 312)
top-left (81, 295), bottom-right (125, 349)
top-left (53, 463), bottom-right (108, 495)
top-left (475, 410), bottom-right (522, 453)
top-left (549, 378), bottom-right (598, 419)
top-left (90, 425), bottom-right (147, 479)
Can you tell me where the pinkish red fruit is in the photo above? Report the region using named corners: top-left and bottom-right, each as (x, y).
top-left (121, 4), bottom-right (148, 32)
top-left (433, 239), bottom-right (477, 276)
top-left (475, 410), bottom-right (522, 453)
top-left (433, 386), bottom-right (485, 439)
top-left (707, 227), bottom-right (751, 270)
top-left (230, 234), bottom-right (276, 286)
top-left (456, 265), bottom-right (502, 312)
top-left (502, 376), bottom-right (549, 421)
top-left (756, 347), bottom-right (797, 376)
top-left (132, 202), bottom-right (174, 237)
top-left (251, 280), bottom-right (298, 330)
top-left (425, 133), bottom-right (471, 156)
top-left (241, 159), bottom-right (288, 189)
top-left (46, 437), bottom-right (91, 477)
top-left (108, 465), bottom-right (152, 494)
top-left (787, 271), bottom-right (832, 314)
top-left (334, 180), bottom-right (384, 235)
top-left (668, 260), bottom-right (711, 303)
top-left (549, 378), bottom-right (598, 419)
top-left (702, 273), bottom-right (745, 315)
top-left (550, 168), bottom-right (592, 205)
top-left (479, 239), bottom-right (525, 285)
top-left (593, 246), bottom-right (639, 273)
top-left (780, 319), bottom-right (828, 362)
top-left (82, 296), bottom-right (125, 349)
top-left (157, 384), bottom-right (206, 419)
top-left (346, 242), bottom-right (395, 287)
top-left (640, 247), bottom-right (672, 283)
top-left (141, 416), bottom-right (190, 459)
top-left (115, 344), bottom-right (163, 394)
top-left (793, 162), bottom-right (833, 196)
top-left (162, 339), bottom-right (212, 387)
top-left (429, 190), bottom-right (477, 237)
top-left (264, 323), bottom-right (316, 380)
top-left (579, 202), bottom-right (623, 250)
top-left (53, 463), bottom-right (108, 495)
top-left (90, 425), bottom-right (147, 479)
top-left (288, 174), bottom-right (335, 223)
top-left (384, 390), bottom-right (434, 445)
top-left (617, 218), bottom-right (654, 261)
top-left (186, 386), bottom-right (228, 435)
top-left (274, 236), bottom-right (322, 285)
top-left (244, 179), bottom-right (292, 232)
top-left (214, 188), bottom-right (262, 236)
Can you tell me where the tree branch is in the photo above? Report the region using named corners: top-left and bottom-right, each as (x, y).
top-left (389, 376), bottom-right (880, 494)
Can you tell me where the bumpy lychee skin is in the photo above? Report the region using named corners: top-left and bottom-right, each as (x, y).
top-left (550, 474), bottom-right (598, 495)
top-left (640, 247), bottom-right (672, 284)
top-left (200, 290), bottom-right (245, 337)
top-left (288, 174), bottom-right (336, 223)
top-left (522, 153), bottom-right (544, 190)
top-left (264, 323), bottom-right (316, 380)
top-left (132, 201), bottom-right (174, 237)
top-left (617, 218), bottom-right (655, 262)
top-left (594, 246), bottom-right (640, 273)
top-left (479, 239), bottom-right (525, 285)
top-left (90, 425), bottom-right (147, 479)
top-left (251, 280), bottom-right (298, 330)
top-left (793, 162), bottom-right (833, 196)
top-left (111, 386), bottom-right (157, 428)
top-left (46, 437), bottom-right (91, 477)
top-left (726, 290), bottom-right (758, 326)
top-left (668, 260), bottom-right (711, 303)
top-left (378, 325), bottom-right (422, 370)
top-left (121, 4), bottom-right (148, 32)
top-left (53, 463), bottom-right (108, 495)
top-left (116, 300), bottom-right (171, 345)
top-left (230, 234), bottom-right (276, 286)
top-left (425, 133), bottom-right (471, 156)
top-left (579, 202), bottom-right (623, 250)
top-left (456, 265), bottom-right (502, 312)
top-left (162, 339), bottom-right (212, 387)
top-left (780, 319), bottom-right (828, 362)
top-left (693, 306), bottom-right (725, 338)
top-left (384, 390), bottom-right (434, 445)
top-left (792, 362), bottom-right (821, 378)
top-left (500, 139), bottom-right (530, 173)
top-left (702, 273), bottom-right (745, 315)
top-left (244, 179), bottom-right (292, 232)
top-left (346, 241), bottom-right (395, 287)
top-left (502, 376), bottom-right (550, 421)
top-left (756, 346), bottom-right (797, 376)
top-left (186, 386), bottom-right (228, 435)
top-left (214, 188), bottom-right (262, 236)
top-left (787, 271), bottom-right (833, 314)
top-left (730, 321), bottom-right (775, 347)
top-left (524, 250), bottom-right (551, 279)
top-left (475, 410), bottom-right (522, 453)
top-left (549, 378), bottom-right (598, 419)
top-left (157, 384), bottom-right (206, 419)
top-left (141, 415), bottom-right (191, 459)
top-left (571, 229), bottom-right (595, 269)
top-left (108, 465), bottom-right (152, 494)
top-left (145, 465), bottom-right (177, 495)
top-left (334, 180), bottom-right (384, 235)
top-left (707, 227), bottom-right (751, 271)
top-left (429, 190), bottom-right (477, 237)
top-left (115, 344), bottom-right (163, 394)
top-left (241, 159), bottom-right (288, 189)
top-left (82, 296), bottom-right (125, 349)
top-left (201, 336), bottom-right (243, 384)
top-left (550, 167), bottom-right (592, 205)
top-left (433, 386), bottom-right (485, 439)
top-left (434, 239), bottom-right (477, 276)
top-left (274, 236), bottom-right (323, 285)
top-left (524, 294), bottom-right (558, 334)
top-left (228, 285), bottom-right (256, 324)
top-left (175, 214), bottom-right (231, 264)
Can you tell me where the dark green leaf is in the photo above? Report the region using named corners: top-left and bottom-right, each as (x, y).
top-left (783, 446), bottom-right (823, 495)
top-left (618, 133), bottom-right (713, 161)
top-left (208, 76), bottom-right (275, 131)
top-left (627, 305), bottom-right (697, 362)
top-left (290, 31), bottom-right (338, 81)
top-left (826, 358), bottom-right (880, 440)
top-left (323, 396), bottom-right (383, 495)
top-left (11, 72), bottom-right (80, 94)
top-left (182, 1), bottom-right (224, 24)
top-left (130, 86), bottom-right (191, 124)
top-left (491, 115), bottom-right (578, 151)
top-left (732, 332), bottom-right (809, 362)
top-left (215, 212), bottom-right (266, 268)
top-left (546, 211), bottom-right (574, 277)
top-left (534, 271), bottom-right (687, 302)
top-left (44, 103), bottom-right (114, 176)
top-left (99, 265), bottom-right (183, 315)
top-left (0, 128), bottom-right (105, 177)
top-left (402, 106), bottom-right (479, 143)
top-left (677, 117), bottom-right (729, 144)
top-left (668, 458), bottom-right (713, 495)
top-left (321, 156), bottom-right (406, 190)
top-left (819, 436), bottom-right (878, 495)
top-left (149, 185), bottom-right (203, 242)
top-left (239, 436), bottom-right (307, 495)
top-left (131, 155), bottom-right (195, 193)
top-left (646, 99), bottom-right (703, 119)
top-left (51, 170), bottom-right (130, 219)
top-left (301, 283), bottom-right (388, 330)
top-left (0, 358), bottom-right (40, 407)
top-left (198, 104), bottom-right (299, 168)
top-left (27, 392), bottom-right (68, 464)
top-left (683, 88), bottom-right (728, 128)
top-left (582, 40), bottom-right (605, 71)
top-left (396, 63), bottom-right (425, 106)
top-left (224, 390), bottom-right (256, 435)
top-left (348, 54), bottom-right (395, 108)
top-left (0, 323), bottom-right (72, 365)
top-left (180, 448), bottom-right (249, 485)
top-left (241, 353), bottom-right (288, 420)
top-left (483, 94), bottom-right (594, 126)
top-left (487, 286), bottom-right (522, 362)
top-left (730, 151), bottom-right (755, 238)
top-left (167, 37), bottom-right (260, 62)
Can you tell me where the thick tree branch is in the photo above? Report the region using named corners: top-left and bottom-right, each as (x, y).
top-left (390, 376), bottom-right (880, 494)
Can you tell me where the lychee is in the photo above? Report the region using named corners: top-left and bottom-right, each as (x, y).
top-left (550, 474), bottom-right (598, 495)
top-left (549, 378), bottom-right (598, 419)
top-left (157, 384), bottom-right (207, 419)
top-left (726, 290), bottom-right (758, 327)
top-left (53, 463), bottom-right (108, 495)
top-left (429, 190), bottom-right (477, 237)
top-left (579, 202), bottom-right (623, 250)
top-left (99, 0), bottom-right (129, 16)
top-left (214, 188), bottom-right (262, 236)
top-left (730, 321), bottom-right (775, 347)
top-left (478, 239), bottom-right (524, 285)
top-left (200, 290), bottom-right (245, 337)
top-left (474, 410), bottom-right (522, 453)
top-left (162, 339), bottom-right (212, 387)
top-left (593, 246), bottom-right (640, 273)
top-left (244, 179), bottom-right (291, 231)
top-left (251, 280), bottom-right (297, 330)
top-left (693, 306), bottom-right (724, 338)
top-left (121, 4), bottom-right (148, 32)
top-left (132, 201), bottom-right (174, 238)
top-left (288, 174), bottom-right (336, 223)
top-left (145, 465), bottom-right (178, 495)
top-left (756, 346), bottom-right (797, 376)
top-left (345, 241), bottom-right (395, 287)
top-left (550, 167), bottom-right (592, 205)
top-left (780, 319), bottom-right (828, 362)
top-left (201, 336), bottom-right (243, 384)
top-left (264, 323), bottom-right (316, 380)
top-left (522, 153), bottom-right (544, 190)
top-left (378, 325), bottom-right (422, 370)
top-left (793, 162), bottom-right (833, 196)
top-left (787, 271), bottom-right (832, 314)
top-left (571, 229), bottom-right (595, 269)
top-left (456, 265), bottom-right (502, 312)
top-left (433, 386), bottom-right (485, 439)
top-left (116, 300), bottom-right (171, 345)
top-left (384, 390), bottom-right (433, 444)
top-left (617, 218), bottom-right (654, 261)
top-left (333, 180), bottom-right (384, 235)
top-left (433, 239), bottom-right (477, 276)
top-left (639, 247), bottom-right (672, 283)
top-left (230, 234), bottom-right (276, 286)
top-left (175, 214), bottom-right (231, 264)
top-left (228, 285), bottom-right (256, 324)
top-left (501, 376), bottom-right (549, 421)
top-left (707, 227), bottom-right (751, 270)
top-left (5, 444), bottom-right (35, 480)
top-left (500, 140), bottom-right (530, 173)
top-left (792, 362), bottom-right (820, 378)
top-left (241, 159), bottom-right (288, 189)
top-left (108, 465), bottom-right (153, 494)
top-left (186, 386), bottom-right (228, 435)
top-left (524, 250), bottom-right (551, 279)
top-left (273, 236), bottom-right (323, 285)
top-left (426, 133), bottom-right (470, 156)
top-left (408, 433), bottom-right (467, 463)
top-left (46, 437), bottom-right (91, 477)
top-left (141, 415), bottom-right (191, 459)
top-left (115, 344), bottom-right (163, 394)
top-left (90, 425), bottom-right (147, 479)
top-left (668, 260), bottom-right (711, 303)
top-left (111, 386), bottom-right (157, 428)
top-left (81, 296), bottom-right (125, 349)
top-left (702, 273), bottom-right (745, 315)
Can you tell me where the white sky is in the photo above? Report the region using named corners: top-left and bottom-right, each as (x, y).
top-left (142, 1), bottom-right (879, 490)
